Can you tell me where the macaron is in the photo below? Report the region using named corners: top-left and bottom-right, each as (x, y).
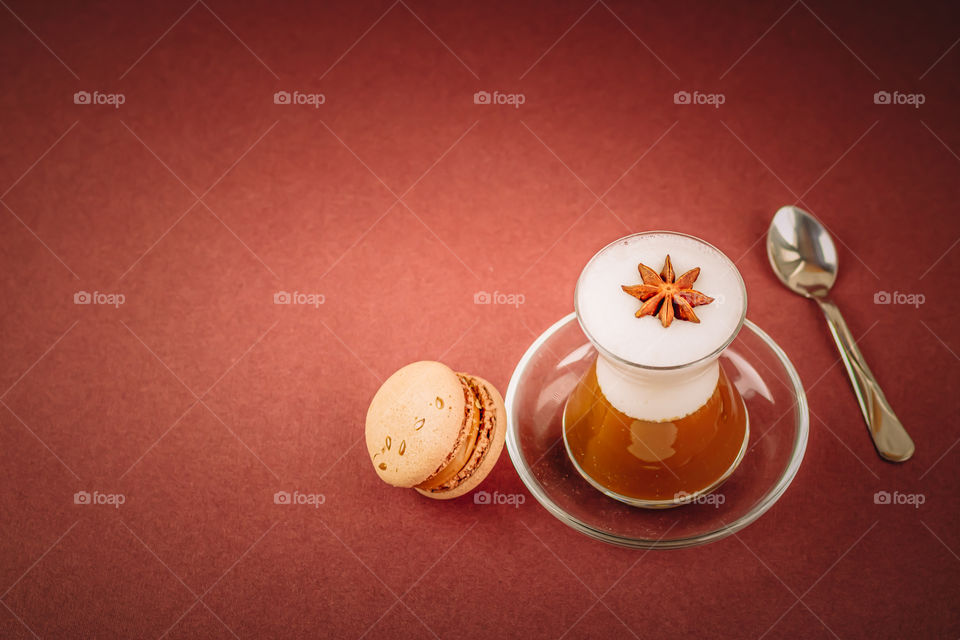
top-left (365, 361), bottom-right (506, 500)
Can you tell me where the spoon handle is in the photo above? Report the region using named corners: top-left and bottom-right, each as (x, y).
top-left (815, 297), bottom-right (914, 462)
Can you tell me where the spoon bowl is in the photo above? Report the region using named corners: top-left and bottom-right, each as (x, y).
top-left (767, 206), bottom-right (839, 298)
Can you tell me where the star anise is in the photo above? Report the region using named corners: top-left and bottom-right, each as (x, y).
top-left (621, 255), bottom-right (714, 327)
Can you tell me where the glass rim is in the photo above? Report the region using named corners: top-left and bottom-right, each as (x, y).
top-left (574, 231), bottom-right (748, 371)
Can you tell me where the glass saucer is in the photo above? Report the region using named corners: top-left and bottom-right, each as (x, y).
top-left (505, 313), bottom-right (808, 549)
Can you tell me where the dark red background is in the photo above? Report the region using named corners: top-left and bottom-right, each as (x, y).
top-left (2, 1), bottom-right (959, 638)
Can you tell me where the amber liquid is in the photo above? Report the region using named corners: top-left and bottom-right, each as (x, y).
top-left (563, 361), bottom-right (748, 502)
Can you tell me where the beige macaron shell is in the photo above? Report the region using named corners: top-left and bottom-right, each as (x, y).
top-left (415, 375), bottom-right (506, 500)
top-left (365, 361), bottom-right (467, 488)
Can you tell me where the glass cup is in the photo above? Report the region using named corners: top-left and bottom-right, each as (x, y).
top-left (563, 231), bottom-right (749, 508)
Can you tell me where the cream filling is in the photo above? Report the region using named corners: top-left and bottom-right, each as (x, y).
top-left (415, 380), bottom-right (481, 491)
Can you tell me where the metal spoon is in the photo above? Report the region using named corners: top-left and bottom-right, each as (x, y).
top-left (766, 205), bottom-right (914, 462)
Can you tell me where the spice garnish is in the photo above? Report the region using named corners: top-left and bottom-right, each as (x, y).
top-left (621, 255), bottom-right (714, 327)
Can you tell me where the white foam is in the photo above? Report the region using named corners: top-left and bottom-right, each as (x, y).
top-left (576, 233), bottom-right (745, 369)
top-left (596, 355), bottom-right (719, 422)
top-left (576, 233), bottom-right (746, 421)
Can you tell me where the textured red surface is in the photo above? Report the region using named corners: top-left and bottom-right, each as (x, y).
top-left (2, 1), bottom-right (959, 638)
